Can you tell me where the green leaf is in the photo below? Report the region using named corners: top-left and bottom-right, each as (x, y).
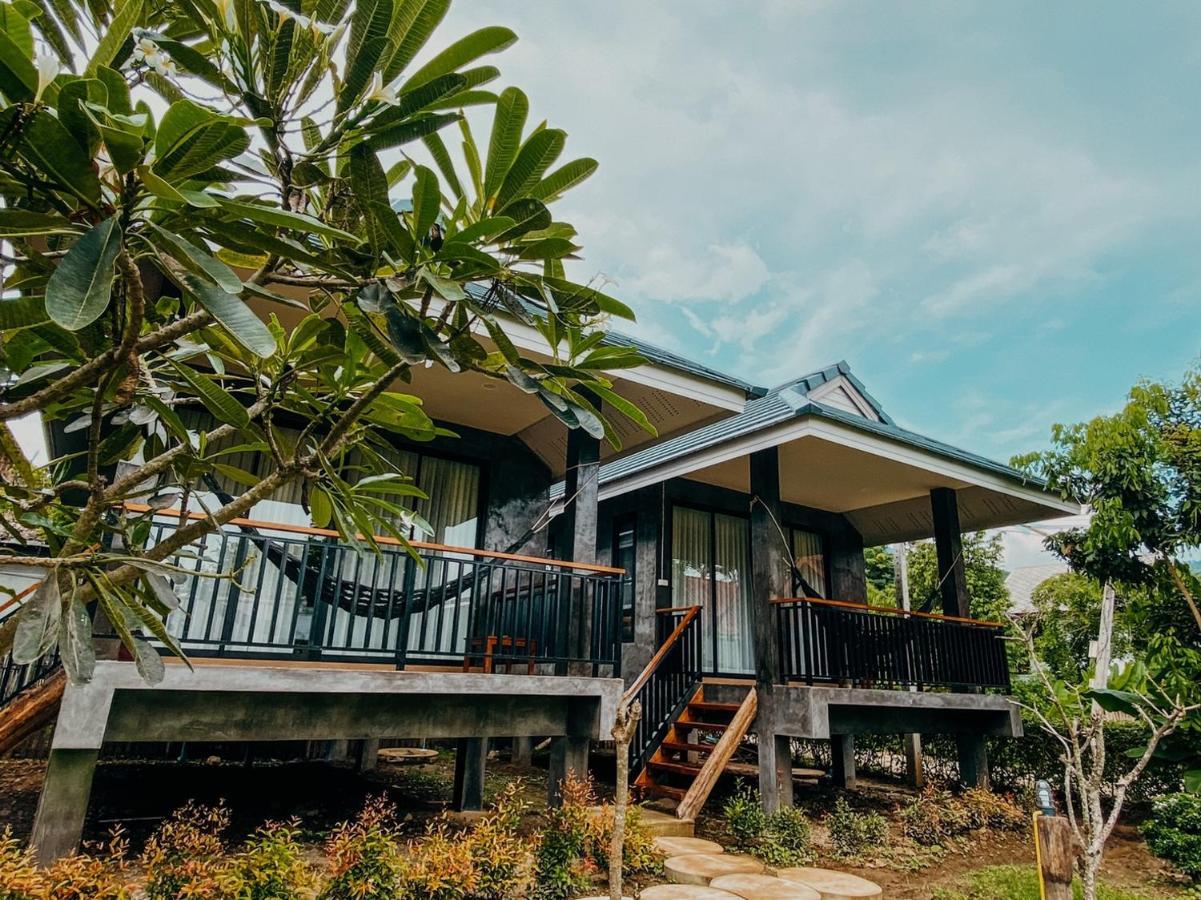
top-left (381, 0), bottom-right (450, 84)
top-left (178, 271), bottom-right (276, 359)
top-left (0, 26), bottom-right (35, 101)
top-left (348, 143), bottom-right (390, 256)
top-left (401, 25), bottom-right (516, 91)
top-left (130, 636), bottom-right (165, 684)
top-left (544, 275), bottom-right (635, 320)
top-left (139, 165), bottom-right (188, 202)
top-left (338, 0), bottom-right (393, 112)
top-left (529, 158), bottom-right (598, 202)
top-left (59, 594), bottom-right (95, 683)
top-left (85, 0), bottom-right (143, 77)
top-left (310, 487), bottom-right (332, 528)
top-left (484, 86), bottom-right (528, 203)
top-left (45, 217), bottom-right (121, 331)
top-left (410, 164), bottom-right (440, 239)
top-left (491, 197), bottom-right (550, 243)
top-left (12, 576), bottom-right (60, 664)
top-left (495, 128), bottom-right (565, 210)
top-left (584, 383), bottom-right (657, 437)
top-left (420, 131), bottom-right (463, 199)
top-left (0, 208), bottom-right (77, 237)
top-left (148, 224), bottom-right (242, 293)
top-left (1083, 687), bottom-right (1143, 716)
top-left (153, 116), bottom-right (249, 181)
top-left (216, 198), bottom-right (360, 243)
top-left (56, 78), bottom-right (106, 155)
top-left (363, 111), bottom-right (459, 151)
top-left (0, 294), bottom-right (47, 329)
top-left (168, 361), bottom-right (250, 428)
top-left (17, 109), bottom-right (102, 204)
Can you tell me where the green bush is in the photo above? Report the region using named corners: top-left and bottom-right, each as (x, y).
top-left (225, 820), bottom-right (318, 899)
top-left (1143, 793), bottom-right (1201, 879)
top-left (530, 774), bottom-right (594, 900)
top-left (900, 788), bottom-right (1027, 846)
top-left (720, 783), bottom-right (812, 866)
top-left (0, 828), bottom-right (44, 900)
top-left (319, 797), bottom-right (404, 900)
top-left (827, 797), bottom-right (888, 859)
top-left (140, 802), bottom-right (231, 900)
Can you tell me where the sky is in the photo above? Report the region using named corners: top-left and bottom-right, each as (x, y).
top-left (12, 1), bottom-right (1199, 570)
top-left (433, 1), bottom-right (1201, 568)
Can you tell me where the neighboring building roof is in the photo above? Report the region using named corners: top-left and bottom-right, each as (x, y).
top-left (1006, 563), bottom-right (1070, 615)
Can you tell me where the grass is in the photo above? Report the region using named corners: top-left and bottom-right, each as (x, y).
top-left (932, 864), bottom-right (1163, 900)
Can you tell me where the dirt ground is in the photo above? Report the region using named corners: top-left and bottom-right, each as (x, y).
top-left (0, 751), bottom-right (1191, 898)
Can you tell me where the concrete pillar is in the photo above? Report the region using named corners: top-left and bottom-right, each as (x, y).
top-left (324, 739), bottom-right (350, 762)
top-left (758, 732), bottom-right (794, 813)
top-left (903, 734), bottom-right (925, 788)
top-left (355, 739), bottom-right (380, 772)
top-left (930, 488), bottom-right (970, 618)
top-left (831, 735), bottom-right (856, 789)
top-left (547, 736), bottom-right (590, 806)
top-left (31, 749), bottom-right (99, 865)
top-left (749, 447), bottom-right (786, 686)
top-left (453, 738), bottom-right (488, 811)
top-left (560, 414), bottom-right (600, 674)
top-left (957, 734), bottom-right (990, 789)
top-left (511, 736), bottom-right (534, 768)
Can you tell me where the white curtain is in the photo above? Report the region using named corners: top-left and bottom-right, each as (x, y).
top-left (713, 513), bottom-right (753, 674)
top-left (790, 529), bottom-right (828, 599)
top-left (671, 506), bottom-right (712, 670)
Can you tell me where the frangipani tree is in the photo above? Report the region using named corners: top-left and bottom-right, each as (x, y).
top-left (0, 0), bottom-right (651, 682)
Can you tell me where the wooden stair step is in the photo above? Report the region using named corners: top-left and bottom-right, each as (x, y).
top-left (676, 720), bottom-right (729, 732)
top-left (648, 759), bottom-right (704, 777)
top-left (688, 701), bottom-right (742, 714)
top-left (646, 782), bottom-right (688, 801)
top-left (661, 739), bottom-right (718, 755)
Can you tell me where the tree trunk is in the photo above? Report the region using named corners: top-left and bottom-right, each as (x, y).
top-left (609, 699), bottom-right (641, 900)
top-left (1080, 850), bottom-right (1101, 900)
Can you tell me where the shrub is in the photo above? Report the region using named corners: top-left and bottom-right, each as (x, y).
top-left (395, 823), bottom-right (478, 900)
top-left (0, 828), bottom-right (44, 900)
top-left (141, 802), bottom-right (231, 900)
top-left (462, 781), bottom-right (533, 899)
top-left (900, 788), bottom-right (1027, 846)
top-left (531, 774), bottom-right (595, 900)
top-left (584, 803), bottom-right (664, 876)
top-left (720, 783), bottom-right (812, 867)
top-left (1144, 792), bottom-right (1201, 879)
top-left (722, 782), bottom-right (769, 852)
top-left (224, 820), bottom-right (319, 899)
top-left (827, 797), bottom-right (888, 859)
top-left (320, 796), bottom-right (404, 900)
top-left (41, 829), bottom-right (131, 899)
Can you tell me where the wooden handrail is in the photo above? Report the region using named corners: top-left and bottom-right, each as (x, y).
top-left (121, 502), bottom-right (625, 576)
top-left (0, 581), bottom-right (38, 619)
top-left (771, 595), bottom-right (1004, 628)
top-left (623, 604), bottom-right (701, 702)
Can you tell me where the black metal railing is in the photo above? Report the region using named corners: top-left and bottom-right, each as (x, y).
top-left (0, 588), bottom-right (61, 711)
top-left (627, 606), bottom-right (704, 775)
top-left (136, 514), bottom-right (624, 675)
top-left (775, 598), bottom-right (1011, 691)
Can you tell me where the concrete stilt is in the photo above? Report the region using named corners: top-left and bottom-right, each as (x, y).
top-left (548, 735), bottom-right (590, 805)
top-left (355, 738), bottom-right (380, 772)
top-left (757, 733), bottom-right (794, 813)
top-left (956, 734), bottom-right (989, 789)
top-left (324, 739), bottom-right (350, 762)
top-left (453, 737), bottom-right (488, 811)
top-left (30, 749), bottom-right (99, 865)
top-left (903, 733), bottom-right (925, 789)
top-left (831, 735), bottom-right (856, 789)
top-left (511, 736), bottom-right (534, 767)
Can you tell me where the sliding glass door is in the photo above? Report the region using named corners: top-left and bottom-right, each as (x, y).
top-left (670, 506), bottom-right (754, 674)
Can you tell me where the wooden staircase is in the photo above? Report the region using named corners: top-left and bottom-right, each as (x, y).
top-left (635, 683), bottom-right (757, 820)
top-left (0, 668), bottom-right (64, 755)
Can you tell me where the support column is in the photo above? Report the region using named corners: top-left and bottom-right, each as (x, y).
top-left (758, 732), bottom-right (794, 814)
top-left (324, 739), bottom-right (350, 762)
top-left (930, 488), bottom-right (969, 618)
top-left (956, 734), bottom-right (990, 789)
top-left (355, 738), bottom-right (380, 772)
top-left (547, 736), bottom-right (590, 806)
top-left (831, 735), bottom-right (856, 789)
top-left (453, 738), bottom-right (488, 811)
top-left (511, 736), bottom-right (534, 768)
top-left (903, 734), bottom-right (925, 789)
top-left (560, 415), bottom-right (600, 674)
top-left (31, 749), bottom-right (99, 865)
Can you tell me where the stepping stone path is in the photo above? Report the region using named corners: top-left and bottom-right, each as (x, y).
top-left (654, 835), bottom-right (725, 857)
top-left (776, 867), bottom-right (883, 899)
top-left (664, 852), bottom-right (765, 886)
top-left (709, 873), bottom-right (822, 900)
top-left (640, 887), bottom-right (743, 899)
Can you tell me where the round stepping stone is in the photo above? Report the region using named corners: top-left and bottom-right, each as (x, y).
top-left (640, 886), bottom-right (742, 899)
top-left (710, 874), bottom-right (822, 900)
top-left (377, 747), bottom-right (438, 764)
top-left (665, 852), bottom-right (765, 886)
top-left (775, 868), bottom-right (882, 900)
top-left (654, 835), bottom-right (725, 857)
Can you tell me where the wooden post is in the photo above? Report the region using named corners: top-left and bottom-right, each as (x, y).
top-left (930, 488), bottom-right (970, 618)
top-left (1035, 814), bottom-right (1076, 900)
top-left (452, 737), bottom-right (487, 811)
top-left (749, 447), bottom-right (786, 687)
top-left (560, 417), bottom-right (600, 675)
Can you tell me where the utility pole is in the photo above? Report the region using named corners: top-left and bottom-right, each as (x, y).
top-left (894, 543), bottom-right (924, 789)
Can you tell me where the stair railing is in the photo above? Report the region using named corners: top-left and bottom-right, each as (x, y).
top-left (625, 605), bottom-right (703, 775)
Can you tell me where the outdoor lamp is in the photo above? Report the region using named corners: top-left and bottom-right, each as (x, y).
top-left (1036, 779), bottom-right (1056, 816)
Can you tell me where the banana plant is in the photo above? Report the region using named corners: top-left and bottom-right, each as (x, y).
top-left (0, 0), bottom-right (650, 682)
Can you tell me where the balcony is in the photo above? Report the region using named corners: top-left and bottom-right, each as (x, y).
top-left (773, 597), bottom-right (1011, 691)
top-left (130, 508), bottom-right (625, 676)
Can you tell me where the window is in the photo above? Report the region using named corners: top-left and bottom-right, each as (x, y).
top-left (788, 528), bottom-right (828, 598)
top-left (671, 506), bottom-right (753, 674)
top-left (613, 518), bottom-right (636, 642)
